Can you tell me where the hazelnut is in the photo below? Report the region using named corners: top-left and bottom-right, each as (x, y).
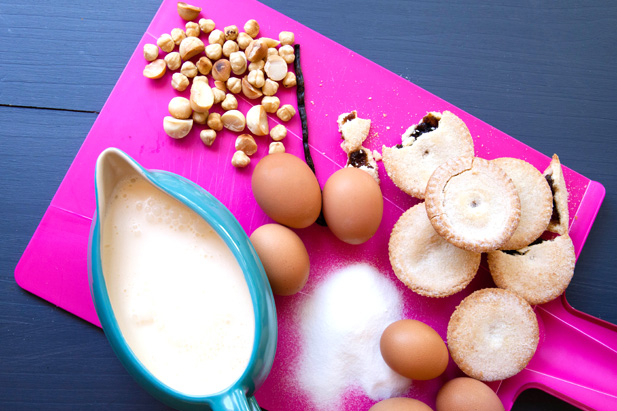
top-left (241, 76), bottom-right (263, 99)
top-left (244, 19), bottom-right (260, 38)
top-left (190, 77), bottom-right (214, 113)
top-left (212, 59), bottom-right (231, 82)
top-left (205, 43), bottom-right (223, 60)
top-left (230, 51), bottom-right (247, 75)
top-left (164, 52), bottom-right (182, 71)
top-left (157, 34), bottom-right (174, 53)
top-left (143, 59), bottom-right (166, 79)
top-left (260, 37), bottom-right (280, 48)
top-left (193, 110), bottom-right (208, 125)
top-left (171, 28), bottom-right (186, 46)
top-left (246, 105), bottom-right (269, 136)
top-left (224, 25), bottom-right (239, 41)
top-left (168, 97), bottom-right (192, 119)
top-left (277, 104), bottom-right (296, 122)
top-left (208, 29), bottom-right (225, 46)
top-left (270, 124), bottom-right (287, 141)
top-left (180, 61), bottom-right (198, 78)
top-left (262, 96), bottom-right (280, 113)
top-left (221, 94), bottom-right (238, 111)
top-left (227, 77), bottom-right (242, 94)
top-left (221, 110), bottom-right (246, 132)
top-left (143, 43), bottom-right (159, 61)
top-left (207, 113), bottom-right (223, 131)
top-left (223, 40), bottom-right (239, 58)
top-left (237, 32), bottom-right (252, 50)
top-left (245, 39), bottom-right (267, 62)
top-left (200, 129), bottom-right (217, 146)
top-left (196, 56), bottom-right (212, 75)
top-left (179, 36), bottom-right (205, 60)
top-left (214, 80), bottom-right (227, 92)
top-left (199, 18), bottom-right (215, 34)
top-left (278, 45), bottom-right (295, 64)
top-left (262, 79), bottom-right (279, 96)
top-left (267, 47), bottom-right (278, 58)
top-left (282, 72), bottom-right (297, 88)
top-left (185, 21), bottom-right (200, 37)
top-left (269, 142), bottom-right (285, 154)
top-left (177, 2), bottom-right (201, 21)
top-left (212, 88), bottom-right (226, 104)
top-left (231, 151), bottom-right (251, 168)
top-left (171, 72), bottom-right (189, 91)
top-left (235, 134), bottom-right (258, 156)
top-left (264, 55), bottom-right (287, 81)
top-left (279, 31), bottom-right (295, 46)
top-left (163, 116), bottom-right (193, 139)
top-left (248, 59), bottom-right (265, 72)
top-left (248, 69), bottom-right (265, 88)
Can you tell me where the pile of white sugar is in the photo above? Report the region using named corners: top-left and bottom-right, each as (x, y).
top-left (297, 263), bottom-right (411, 409)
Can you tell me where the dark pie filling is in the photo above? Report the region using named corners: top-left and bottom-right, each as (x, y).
top-left (545, 174), bottom-right (560, 225)
top-left (396, 113), bottom-right (440, 149)
top-left (347, 149), bottom-right (373, 169)
top-left (502, 237), bottom-right (546, 256)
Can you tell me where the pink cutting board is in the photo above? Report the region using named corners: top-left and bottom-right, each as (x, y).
top-left (15, 0), bottom-right (616, 410)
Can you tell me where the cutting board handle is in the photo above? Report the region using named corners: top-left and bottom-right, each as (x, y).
top-left (497, 294), bottom-right (617, 410)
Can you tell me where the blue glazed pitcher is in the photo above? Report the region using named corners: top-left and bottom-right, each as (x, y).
top-left (88, 147), bottom-right (277, 410)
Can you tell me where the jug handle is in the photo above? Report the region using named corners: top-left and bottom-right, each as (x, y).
top-left (495, 294), bottom-right (617, 411)
top-left (211, 389), bottom-right (262, 411)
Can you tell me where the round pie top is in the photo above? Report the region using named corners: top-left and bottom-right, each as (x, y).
top-left (447, 288), bottom-right (539, 381)
top-left (389, 203), bottom-right (481, 298)
top-left (382, 111), bottom-right (474, 199)
top-left (425, 156), bottom-right (521, 253)
top-left (488, 234), bottom-right (576, 305)
top-left (492, 157), bottom-right (553, 250)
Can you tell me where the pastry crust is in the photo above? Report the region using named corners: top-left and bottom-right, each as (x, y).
top-left (447, 288), bottom-right (539, 382)
top-left (425, 156), bottom-right (521, 253)
top-left (382, 111), bottom-right (474, 199)
top-left (492, 158), bottom-right (553, 250)
top-left (488, 235), bottom-right (576, 305)
top-left (543, 154), bottom-right (569, 235)
top-left (338, 111), bottom-right (379, 183)
top-left (389, 203), bottom-right (481, 298)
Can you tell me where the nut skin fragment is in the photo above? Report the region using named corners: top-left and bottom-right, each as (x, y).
top-left (282, 72), bottom-right (297, 88)
top-left (221, 93), bottom-right (238, 111)
top-left (185, 21), bottom-right (200, 37)
top-left (193, 111), bottom-right (208, 125)
top-left (199, 18), bottom-right (215, 34)
top-left (164, 52), bottom-right (182, 71)
top-left (277, 104), bottom-right (296, 122)
top-left (143, 59), bottom-right (167, 79)
top-left (261, 38), bottom-right (280, 48)
top-left (232, 151), bottom-right (251, 168)
top-left (224, 25), bottom-right (238, 41)
top-left (227, 77), bottom-right (242, 94)
top-left (230, 51), bottom-right (247, 75)
top-left (264, 55), bottom-right (287, 81)
top-left (279, 31), bottom-right (295, 46)
top-left (262, 79), bottom-right (279, 96)
top-left (270, 124), bottom-right (287, 141)
top-left (207, 113), bottom-right (223, 131)
top-left (171, 28), bottom-right (186, 46)
top-left (180, 61), bottom-right (197, 78)
top-left (190, 77), bottom-right (214, 113)
top-left (163, 116), bottom-right (193, 139)
top-left (235, 134), bottom-right (258, 156)
top-left (177, 2), bottom-right (201, 21)
top-left (244, 19), bottom-right (260, 38)
top-left (262, 96), bottom-right (280, 113)
top-left (223, 40), bottom-right (239, 58)
top-left (200, 129), bottom-right (216, 146)
top-left (248, 69), bottom-right (265, 88)
top-left (209, 29), bottom-right (225, 46)
top-left (278, 45), bottom-right (295, 64)
top-left (212, 59), bottom-right (231, 82)
top-left (157, 34), bottom-right (174, 53)
top-left (242, 76), bottom-right (263, 99)
top-left (221, 110), bottom-right (246, 132)
top-left (168, 96), bottom-right (192, 119)
top-left (237, 32), bottom-right (252, 50)
top-left (269, 142), bottom-right (285, 154)
top-left (171, 73), bottom-right (189, 91)
top-left (143, 43), bottom-right (159, 61)
top-left (205, 44), bottom-right (223, 60)
top-left (246, 105), bottom-right (269, 136)
top-left (212, 88), bottom-right (225, 105)
top-left (179, 37), bottom-right (205, 60)
top-left (245, 39), bottom-right (268, 62)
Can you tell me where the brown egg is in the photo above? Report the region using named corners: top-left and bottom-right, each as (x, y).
top-left (249, 223), bottom-right (310, 296)
top-left (251, 153), bottom-right (321, 229)
top-left (369, 397), bottom-right (433, 411)
top-left (436, 377), bottom-right (504, 411)
top-left (380, 319), bottom-right (449, 380)
top-left (322, 167), bottom-right (383, 244)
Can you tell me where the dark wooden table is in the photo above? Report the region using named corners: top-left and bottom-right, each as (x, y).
top-left (1, 1), bottom-right (615, 410)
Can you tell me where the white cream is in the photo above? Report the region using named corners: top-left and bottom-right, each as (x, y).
top-left (101, 175), bottom-right (255, 396)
